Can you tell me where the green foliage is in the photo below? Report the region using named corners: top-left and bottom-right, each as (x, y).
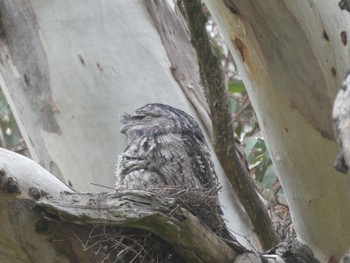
top-left (245, 137), bottom-right (272, 181)
top-left (227, 80), bottom-right (280, 199)
top-left (228, 81), bottom-right (245, 94)
top-left (244, 136), bottom-right (277, 188)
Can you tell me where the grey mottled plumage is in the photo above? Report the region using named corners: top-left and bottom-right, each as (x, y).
top-left (115, 103), bottom-right (244, 252)
top-left (115, 103), bottom-right (217, 190)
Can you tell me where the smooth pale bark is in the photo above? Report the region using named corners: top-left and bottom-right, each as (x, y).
top-left (0, 148), bottom-right (73, 262)
top-left (204, 0), bottom-right (350, 261)
top-left (0, 0), bottom-right (196, 192)
top-left (0, 0), bottom-right (257, 256)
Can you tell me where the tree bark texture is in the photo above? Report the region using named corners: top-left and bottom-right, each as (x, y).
top-left (203, 0), bottom-right (350, 260)
top-left (0, 148), bottom-right (320, 263)
top-left (37, 191), bottom-right (239, 263)
top-left (180, 0), bottom-right (279, 251)
top-left (0, 0), bottom-right (258, 250)
top-left (146, 0), bottom-right (213, 136)
top-left (0, 148), bottom-right (240, 263)
top-left (0, 148), bottom-right (74, 262)
top-left (0, 0), bottom-right (340, 261)
top-left (0, 0), bottom-right (201, 193)
top-left (145, 0), bottom-right (259, 249)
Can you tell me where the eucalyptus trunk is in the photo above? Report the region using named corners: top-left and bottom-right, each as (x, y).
top-left (0, 1), bottom-right (255, 262)
top-left (204, 0), bottom-right (350, 260)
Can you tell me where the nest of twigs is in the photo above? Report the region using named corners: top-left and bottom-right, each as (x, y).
top-left (75, 225), bottom-right (182, 263)
top-left (70, 186), bottom-right (234, 263)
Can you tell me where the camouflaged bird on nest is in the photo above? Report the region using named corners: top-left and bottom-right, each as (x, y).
top-left (115, 103), bottom-right (241, 249)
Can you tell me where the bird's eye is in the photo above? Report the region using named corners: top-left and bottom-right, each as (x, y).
top-left (132, 115), bottom-right (146, 121)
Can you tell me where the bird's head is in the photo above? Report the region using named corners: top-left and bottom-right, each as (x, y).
top-left (120, 103), bottom-right (205, 144)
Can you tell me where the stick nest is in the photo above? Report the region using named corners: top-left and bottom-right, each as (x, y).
top-left (71, 186), bottom-right (234, 262)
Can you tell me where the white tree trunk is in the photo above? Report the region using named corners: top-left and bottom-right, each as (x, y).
top-left (0, 0), bottom-right (258, 260)
top-left (0, 0), bottom-right (197, 193)
top-left (0, 148), bottom-right (73, 262)
top-left (204, 0), bottom-right (350, 260)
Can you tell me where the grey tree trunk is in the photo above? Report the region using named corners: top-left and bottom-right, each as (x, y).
top-left (0, 0), bottom-right (344, 262)
top-left (204, 0), bottom-right (350, 261)
top-left (0, 0), bottom-right (256, 262)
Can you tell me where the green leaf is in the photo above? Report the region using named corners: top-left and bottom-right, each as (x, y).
top-left (244, 136), bottom-right (259, 157)
top-left (252, 138), bottom-right (266, 152)
top-left (261, 165), bottom-right (277, 188)
top-left (228, 81), bottom-right (245, 93)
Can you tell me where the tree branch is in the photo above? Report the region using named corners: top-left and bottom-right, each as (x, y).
top-left (180, 0), bottom-right (279, 250)
top-left (36, 190), bottom-right (238, 263)
top-left (0, 147), bottom-right (319, 263)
